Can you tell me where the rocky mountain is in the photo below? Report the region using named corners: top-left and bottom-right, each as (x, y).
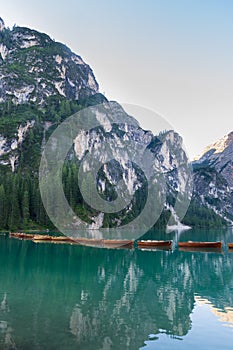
top-left (0, 16), bottom-right (99, 172)
top-left (192, 132), bottom-right (233, 224)
top-left (0, 17), bottom-right (230, 231)
top-left (42, 102), bottom-right (193, 233)
top-left (0, 17), bottom-right (98, 105)
top-left (193, 132), bottom-right (233, 187)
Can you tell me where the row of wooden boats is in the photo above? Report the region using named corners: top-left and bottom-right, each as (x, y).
top-left (9, 233), bottom-right (134, 248)
top-left (8, 233), bottom-right (233, 251)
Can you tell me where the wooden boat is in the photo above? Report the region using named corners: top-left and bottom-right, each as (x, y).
top-left (228, 243), bottom-right (233, 249)
top-left (33, 234), bottom-right (53, 241)
top-left (10, 232), bottom-right (34, 239)
top-left (178, 241), bottom-right (222, 249)
top-left (50, 236), bottom-right (74, 242)
top-left (33, 237), bottom-right (78, 245)
top-left (33, 235), bottom-right (76, 243)
top-left (137, 240), bottom-right (172, 249)
top-left (10, 232), bottom-right (132, 248)
top-left (74, 238), bottom-right (104, 247)
top-left (103, 239), bottom-right (134, 249)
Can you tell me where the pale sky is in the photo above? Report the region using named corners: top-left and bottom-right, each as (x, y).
top-left (1, 0), bottom-right (233, 158)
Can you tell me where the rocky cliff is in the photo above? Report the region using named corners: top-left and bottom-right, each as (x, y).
top-left (0, 17), bottom-right (98, 105)
top-left (192, 132), bottom-right (233, 223)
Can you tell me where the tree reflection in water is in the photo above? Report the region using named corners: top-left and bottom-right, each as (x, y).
top-left (0, 232), bottom-right (232, 349)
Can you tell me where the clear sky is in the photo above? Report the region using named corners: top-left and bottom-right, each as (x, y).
top-left (1, 0), bottom-right (233, 158)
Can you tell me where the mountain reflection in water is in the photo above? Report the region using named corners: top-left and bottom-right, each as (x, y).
top-left (0, 229), bottom-right (232, 349)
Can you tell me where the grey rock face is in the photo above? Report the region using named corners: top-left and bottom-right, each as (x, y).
top-left (194, 132), bottom-right (233, 188)
top-left (71, 102), bottom-right (192, 229)
top-left (192, 132), bottom-right (233, 222)
top-left (0, 22), bottom-right (98, 105)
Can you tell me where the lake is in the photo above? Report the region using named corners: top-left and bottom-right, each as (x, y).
top-left (0, 228), bottom-right (233, 349)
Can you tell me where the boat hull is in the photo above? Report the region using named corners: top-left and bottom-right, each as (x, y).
top-left (137, 240), bottom-right (172, 249)
top-left (178, 241), bottom-right (222, 249)
top-left (10, 232), bottom-right (34, 239)
top-left (74, 238), bottom-right (134, 248)
top-left (103, 240), bottom-right (134, 248)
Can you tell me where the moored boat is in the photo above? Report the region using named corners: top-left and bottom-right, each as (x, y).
top-left (33, 236), bottom-right (78, 245)
top-left (74, 238), bottom-right (104, 246)
top-left (50, 236), bottom-right (74, 242)
top-left (103, 239), bottom-right (134, 248)
top-left (228, 243), bottom-right (233, 249)
top-left (10, 232), bottom-right (34, 239)
top-left (33, 235), bottom-right (75, 242)
top-left (178, 241), bottom-right (222, 249)
top-left (33, 234), bottom-right (53, 241)
top-left (137, 240), bottom-right (172, 249)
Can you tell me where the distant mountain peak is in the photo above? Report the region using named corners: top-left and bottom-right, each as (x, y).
top-left (0, 17), bottom-right (5, 31)
top-left (194, 131), bottom-right (233, 161)
top-left (193, 131), bottom-right (233, 191)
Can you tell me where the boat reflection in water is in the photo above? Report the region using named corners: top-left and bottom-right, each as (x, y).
top-left (0, 229), bottom-right (233, 349)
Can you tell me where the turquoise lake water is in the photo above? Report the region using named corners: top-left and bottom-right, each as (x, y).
top-left (0, 228), bottom-right (233, 349)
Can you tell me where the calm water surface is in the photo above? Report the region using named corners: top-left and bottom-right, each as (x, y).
top-left (0, 229), bottom-right (233, 349)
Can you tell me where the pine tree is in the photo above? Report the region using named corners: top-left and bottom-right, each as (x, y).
top-left (0, 184), bottom-right (6, 227)
top-left (22, 190), bottom-right (30, 226)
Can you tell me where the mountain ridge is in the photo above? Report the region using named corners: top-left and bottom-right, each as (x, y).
top-left (193, 131), bottom-right (233, 188)
top-left (191, 132), bottom-right (233, 224)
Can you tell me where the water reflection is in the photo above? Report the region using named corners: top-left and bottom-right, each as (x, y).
top-left (0, 292), bottom-right (16, 350)
top-left (0, 230), bottom-right (232, 349)
top-left (195, 296), bottom-right (233, 327)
